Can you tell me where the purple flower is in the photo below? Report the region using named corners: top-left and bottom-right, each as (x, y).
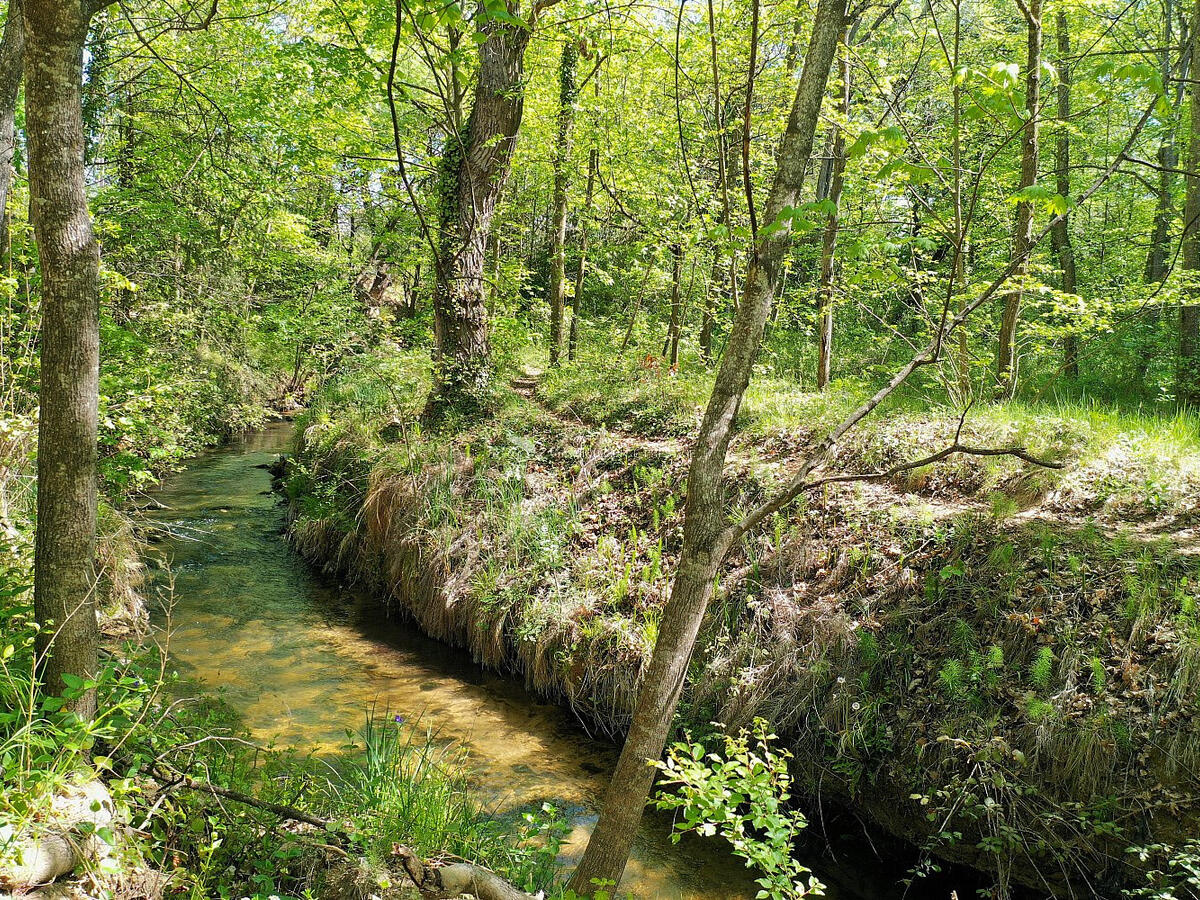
top-left (393, 715), bottom-right (405, 725)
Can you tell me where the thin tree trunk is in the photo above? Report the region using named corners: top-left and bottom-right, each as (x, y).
top-left (996, 0), bottom-right (1043, 397)
top-left (702, 0), bottom-right (733, 365)
top-left (621, 255), bottom-right (654, 353)
top-left (548, 42), bottom-right (578, 367)
top-left (566, 0), bottom-right (847, 888)
top-left (1180, 0), bottom-right (1200, 404)
top-left (951, 0), bottom-right (969, 398)
top-left (700, 250), bottom-right (719, 362)
top-left (816, 31), bottom-right (849, 390)
top-left (27, 0), bottom-right (102, 718)
top-left (0, 0), bottom-right (23, 262)
top-left (663, 242), bottom-right (683, 367)
top-left (1051, 9), bottom-right (1079, 380)
top-left (1146, 0), bottom-right (1179, 284)
top-left (567, 146), bottom-right (595, 362)
top-left (428, 0), bottom-right (536, 416)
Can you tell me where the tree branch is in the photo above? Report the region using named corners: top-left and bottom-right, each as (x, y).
top-left (723, 96), bottom-right (1156, 548)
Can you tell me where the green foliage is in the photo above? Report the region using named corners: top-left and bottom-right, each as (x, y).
top-left (1029, 646), bottom-right (1055, 691)
top-left (1127, 840), bottom-right (1200, 899)
top-left (653, 720), bottom-right (824, 899)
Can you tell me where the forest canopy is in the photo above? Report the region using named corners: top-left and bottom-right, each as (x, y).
top-left (6, 0), bottom-right (1200, 896)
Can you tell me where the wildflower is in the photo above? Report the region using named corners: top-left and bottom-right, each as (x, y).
top-left (393, 714), bottom-right (405, 725)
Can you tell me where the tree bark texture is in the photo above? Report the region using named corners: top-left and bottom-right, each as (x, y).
top-left (429, 0), bottom-right (533, 414)
top-left (996, 0), bottom-right (1042, 397)
top-left (565, 0), bottom-right (847, 888)
top-left (26, 0), bottom-right (101, 719)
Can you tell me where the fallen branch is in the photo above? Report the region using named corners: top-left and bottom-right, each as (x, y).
top-left (151, 769), bottom-right (535, 899)
top-left (395, 846), bottom-right (538, 900)
top-left (162, 771), bottom-right (331, 829)
top-left (802, 441), bottom-right (1063, 492)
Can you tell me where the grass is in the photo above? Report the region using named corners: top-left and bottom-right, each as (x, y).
top-left (537, 332), bottom-right (1200, 524)
top-left (282, 338), bottom-right (1200, 894)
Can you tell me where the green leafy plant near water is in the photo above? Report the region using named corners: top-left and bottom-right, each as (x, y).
top-left (653, 719), bottom-right (824, 900)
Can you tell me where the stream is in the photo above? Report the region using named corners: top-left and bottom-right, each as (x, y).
top-left (145, 422), bottom-right (856, 899)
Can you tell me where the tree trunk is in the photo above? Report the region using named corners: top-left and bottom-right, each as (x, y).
top-left (565, 0), bottom-right (847, 888)
top-left (428, 0), bottom-right (534, 416)
top-left (951, 0), bottom-right (969, 399)
top-left (620, 255), bottom-right (654, 353)
top-left (567, 146), bottom-right (595, 362)
top-left (816, 31), bottom-right (849, 390)
top-left (26, 0), bottom-right (102, 719)
top-left (700, 251), bottom-right (719, 362)
top-left (547, 42), bottom-right (578, 368)
top-left (1050, 8), bottom-right (1079, 380)
top-left (663, 242), bottom-right (683, 367)
top-left (0, 0), bottom-right (23, 262)
top-left (1180, 0), bottom-right (1200, 404)
top-left (701, 0), bottom-right (733, 366)
top-left (1146, 0), bottom-right (1179, 284)
top-left (996, 0), bottom-right (1042, 397)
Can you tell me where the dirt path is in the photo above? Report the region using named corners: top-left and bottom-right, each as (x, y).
top-left (512, 368), bottom-right (986, 526)
top-left (512, 368), bottom-right (687, 456)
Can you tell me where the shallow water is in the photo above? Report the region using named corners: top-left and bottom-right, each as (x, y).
top-left (145, 422), bottom-right (849, 899)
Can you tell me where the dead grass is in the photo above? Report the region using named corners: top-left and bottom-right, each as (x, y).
top-left (286, 349), bottom-right (1200, 894)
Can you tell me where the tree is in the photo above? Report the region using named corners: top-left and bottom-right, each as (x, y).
top-left (26, 0), bottom-right (104, 718)
top-left (1181, 0), bottom-right (1200, 404)
top-left (568, 146), bottom-right (596, 362)
top-left (816, 29), bottom-right (850, 390)
top-left (547, 41), bottom-right (579, 367)
top-left (428, 0), bottom-right (558, 415)
top-left (1145, 0), bottom-right (1182, 286)
top-left (996, 0), bottom-right (1043, 397)
top-left (0, 0), bottom-right (23, 260)
top-left (565, 0), bottom-right (849, 886)
top-left (1051, 8), bottom-right (1078, 380)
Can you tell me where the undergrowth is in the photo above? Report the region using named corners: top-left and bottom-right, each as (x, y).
top-left (283, 342), bottom-right (1200, 897)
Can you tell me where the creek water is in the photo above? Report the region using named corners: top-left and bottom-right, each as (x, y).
top-left (145, 422), bottom-right (855, 899)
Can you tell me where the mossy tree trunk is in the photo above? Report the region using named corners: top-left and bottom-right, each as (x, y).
top-left (565, 0), bottom-right (848, 888)
top-left (428, 0), bottom-right (547, 416)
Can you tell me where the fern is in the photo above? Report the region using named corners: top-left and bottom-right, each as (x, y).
top-left (1029, 646), bottom-right (1055, 690)
top-left (1090, 655), bottom-right (1106, 694)
top-left (939, 659), bottom-right (967, 699)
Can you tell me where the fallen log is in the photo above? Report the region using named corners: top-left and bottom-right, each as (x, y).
top-left (0, 780), bottom-right (116, 890)
top-left (395, 846), bottom-right (538, 900)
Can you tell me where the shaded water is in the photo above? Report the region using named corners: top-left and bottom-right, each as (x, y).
top-left (145, 423), bottom-right (848, 899)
